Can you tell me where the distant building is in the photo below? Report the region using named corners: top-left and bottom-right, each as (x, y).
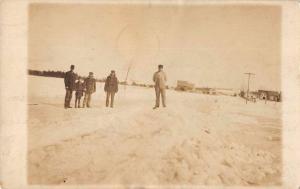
top-left (239, 90), bottom-right (245, 97)
top-left (175, 80), bottom-right (195, 91)
top-left (196, 87), bottom-right (238, 96)
top-left (248, 91), bottom-right (259, 102)
top-left (215, 88), bottom-right (238, 96)
top-left (195, 87), bottom-right (215, 95)
top-left (258, 90), bottom-right (281, 102)
top-left (132, 81), bottom-right (149, 88)
top-left (119, 81), bottom-right (128, 85)
top-left (147, 84), bottom-right (154, 88)
top-left (248, 91), bottom-right (259, 98)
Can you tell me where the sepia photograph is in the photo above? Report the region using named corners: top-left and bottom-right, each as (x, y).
top-left (1, 1), bottom-right (300, 189)
top-left (27, 3), bottom-right (282, 186)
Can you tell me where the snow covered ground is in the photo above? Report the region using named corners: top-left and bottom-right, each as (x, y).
top-left (27, 76), bottom-right (282, 186)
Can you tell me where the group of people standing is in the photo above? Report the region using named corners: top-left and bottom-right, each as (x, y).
top-left (64, 65), bottom-right (118, 108)
top-left (64, 64), bottom-right (167, 109)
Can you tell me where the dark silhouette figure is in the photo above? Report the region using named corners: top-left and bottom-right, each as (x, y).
top-left (64, 65), bottom-right (76, 108)
top-left (75, 77), bottom-right (85, 108)
top-left (83, 72), bottom-right (96, 108)
top-left (104, 70), bottom-right (119, 108)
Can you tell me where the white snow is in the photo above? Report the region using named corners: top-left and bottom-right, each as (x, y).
top-left (28, 76), bottom-right (282, 186)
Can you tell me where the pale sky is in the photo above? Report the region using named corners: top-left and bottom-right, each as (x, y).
top-left (29, 4), bottom-right (281, 91)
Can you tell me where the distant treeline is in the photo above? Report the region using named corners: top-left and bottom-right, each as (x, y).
top-left (28, 69), bottom-right (106, 82)
top-left (28, 69), bottom-right (145, 87)
top-left (29, 69), bottom-right (65, 78)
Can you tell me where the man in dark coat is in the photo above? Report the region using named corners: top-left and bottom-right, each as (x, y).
top-left (64, 65), bottom-right (76, 108)
top-left (83, 72), bottom-right (96, 108)
top-left (104, 70), bottom-right (118, 108)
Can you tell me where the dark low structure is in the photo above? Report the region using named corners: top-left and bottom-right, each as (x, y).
top-left (196, 87), bottom-right (211, 94)
top-left (258, 90), bottom-right (281, 102)
top-left (175, 80), bottom-right (195, 91)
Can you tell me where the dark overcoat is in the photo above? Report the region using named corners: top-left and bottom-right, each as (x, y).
top-left (104, 76), bottom-right (118, 93)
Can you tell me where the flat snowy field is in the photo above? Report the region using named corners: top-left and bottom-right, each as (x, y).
top-left (28, 76), bottom-right (281, 186)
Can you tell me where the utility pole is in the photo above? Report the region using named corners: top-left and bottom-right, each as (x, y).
top-left (244, 73), bottom-right (255, 104)
top-left (124, 59), bottom-right (133, 91)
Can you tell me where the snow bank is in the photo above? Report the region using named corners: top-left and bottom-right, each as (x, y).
top-left (27, 76), bottom-right (282, 186)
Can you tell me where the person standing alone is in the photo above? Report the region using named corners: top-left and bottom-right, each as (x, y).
top-left (64, 65), bottom-right (76, 108)
top-left (104, 70), bottom-right (118, 108)
top-left (83, 72), bottom-right (96, 108)
top-left (153, 65), bottom-right (167, 109)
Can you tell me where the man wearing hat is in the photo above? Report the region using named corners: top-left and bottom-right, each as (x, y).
top-left (64, 65), bottom-right (77, 108)
top-left (83, 72), bottom-right (96, 108)
top-left (153, 65), bottom-right (167, 109)
top-left (104, 70), bottom-right (119, 108)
